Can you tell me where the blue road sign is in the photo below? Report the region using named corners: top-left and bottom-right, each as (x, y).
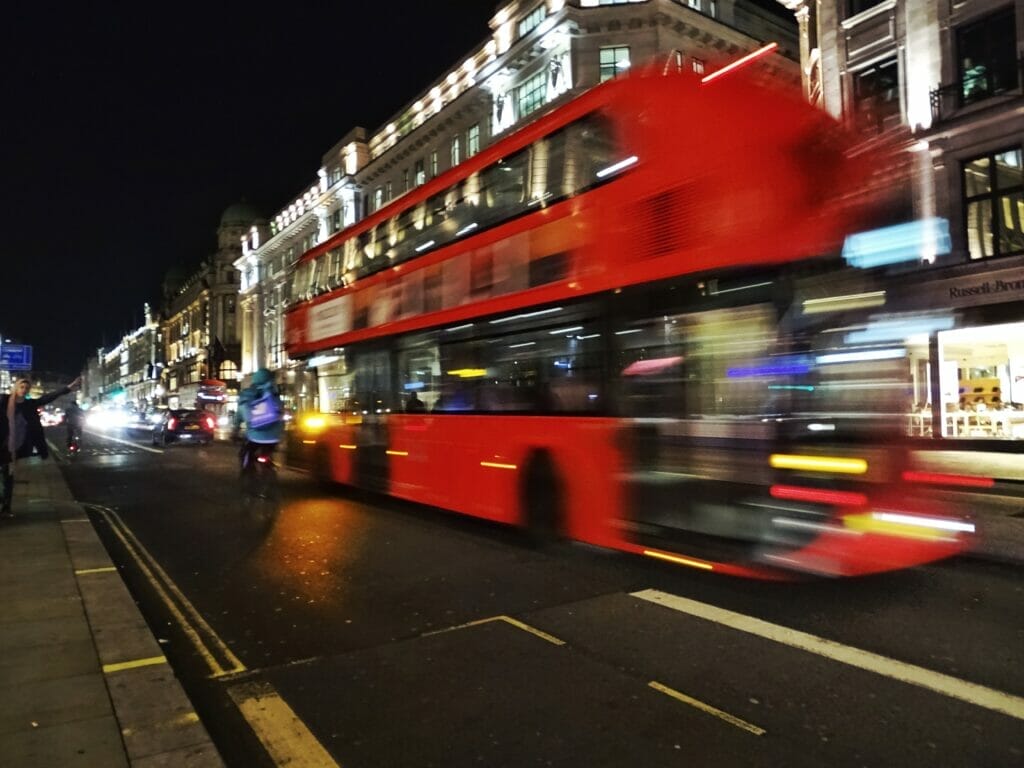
top-left (0, 344), bottom-right (33, 371)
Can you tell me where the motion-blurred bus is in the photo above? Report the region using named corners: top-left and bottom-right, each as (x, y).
top-left (283, 65), bottom-right (972, 578)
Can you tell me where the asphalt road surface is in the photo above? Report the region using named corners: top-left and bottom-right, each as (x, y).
top-left (54, 427), bottom-right (1024, 767)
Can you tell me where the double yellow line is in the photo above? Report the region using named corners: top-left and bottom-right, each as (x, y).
top-left (88, 504), bottom-right (246, 679)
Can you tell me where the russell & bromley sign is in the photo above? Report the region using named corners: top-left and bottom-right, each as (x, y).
top-left (913, 265), bottom-right (1024, 309)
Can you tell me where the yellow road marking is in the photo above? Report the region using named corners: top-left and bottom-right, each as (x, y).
top-left (122, 711), bottom-right (200, 737)
top-left (103, 655), bottom-right (167, 674)
top-left (633, 589), bottom-right (1024, 722)
top-left (423, 615), bottom-right (564, 646)
top-left (94, 505), bottom-right (245, 678)
top-left (649, 681), bottom-right (766, 736)
top-left (74, 566), bottom-right (117, 575)
top-left (229, 682), bottom-right (339, 768)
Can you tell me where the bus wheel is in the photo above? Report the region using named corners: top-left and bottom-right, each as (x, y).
top-left (521, 451), bottom-right (563, 544)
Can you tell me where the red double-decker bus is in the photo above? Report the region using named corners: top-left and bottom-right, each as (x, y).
top-left (283, 66), bottom-right (972, 578)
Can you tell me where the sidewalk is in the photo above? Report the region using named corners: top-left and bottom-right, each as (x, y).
top-left (0, 456), bottom-right (223, 767)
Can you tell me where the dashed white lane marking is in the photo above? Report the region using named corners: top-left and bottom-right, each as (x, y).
top-left (633, 589), bottom-right (1024, 722)
top-left (228, 681), bottom-right (339, 767)
top-left (85, 429), bottom-right (164, 454)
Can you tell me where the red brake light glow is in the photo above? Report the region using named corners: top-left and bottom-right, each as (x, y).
top-left (168, 417), bottom-right (177, 430)
top-left (902, 471), bottom-right (995, 489)
top-left (770, 485), bottom-right (868, 507)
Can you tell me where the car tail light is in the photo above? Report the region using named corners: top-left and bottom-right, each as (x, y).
top-left (256, 454), bottom-right (270, 464)
top-left (205, 415), bottom-right (215, 430)
top-left (168, 417), bottom-right (177, 430)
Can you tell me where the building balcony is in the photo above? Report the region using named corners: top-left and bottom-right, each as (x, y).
top-left (930, 59), bottom-right (1023, 125)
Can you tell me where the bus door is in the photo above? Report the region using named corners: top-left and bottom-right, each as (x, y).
top-left (617, 303), bottom-right (781, 562)
top-left (350, 348), bottom-right (392, 492)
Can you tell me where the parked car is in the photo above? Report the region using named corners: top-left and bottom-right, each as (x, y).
top-left (151, 409), bottom-right (216, 446)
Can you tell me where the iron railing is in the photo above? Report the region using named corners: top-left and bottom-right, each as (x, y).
top-left (930, 58), bottom-right (1023, 123)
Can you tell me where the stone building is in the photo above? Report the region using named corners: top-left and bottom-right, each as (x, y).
top-left (161, 203), bottom-right (259, 409)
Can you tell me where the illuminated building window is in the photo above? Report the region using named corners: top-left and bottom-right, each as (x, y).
top-left (415, 159), bottom-right (425, 186)
top-left (373, 187), bottom-right (384, 211)
top-left (963, 147), bottom-right (1024, 260)
top-left (518, 5), bottom-right (545, 39)
top-left (451, 135), bottom-right (461, 168)
top-left (385, 181), bottom-right (392, 202)
top-left (468, 124), bottom-right (481, 157)
top-left (692, 58), bottom-right (705, 75)
top-left (431, 150), bottom-right (439, 178)
top-left (517, 70), bottom-right (548, 118)
top-left (957, 7), bottom-right (1018, 106)
top-left (403, 168), bottom-right (410, 192)
top-left (847, 0), bottom-right (884, 15)
top-left (852, 58), bottom-right (900, 133)
top-left (599, 46), bottom-right (631, 83)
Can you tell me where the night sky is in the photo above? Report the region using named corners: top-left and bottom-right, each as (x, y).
top-left (3, 1), bottom-right (498, 375)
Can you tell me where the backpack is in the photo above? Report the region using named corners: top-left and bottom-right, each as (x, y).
top-left (248, 389), bottom-right (283, 429)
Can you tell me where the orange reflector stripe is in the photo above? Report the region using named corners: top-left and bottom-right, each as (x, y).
top-left (643, 549), bottom-right (714, 571)
top-left (338, 444), bottom-right (357, 450)
top-left (770, 454), bottom-right (868, 474)
top-left (902, 471), bottom-right (995, 488)
top-left (302, 440), bottom-right (317, 445)
top-left (386, 450), bottom-right (409, 457)
top-left (480, 461), bottom-right (517, 470)
top-left (770, 485), bottom-right (868, 507)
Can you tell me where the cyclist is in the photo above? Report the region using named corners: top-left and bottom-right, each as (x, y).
top-left (233, 368), bottom-right (285, 478)
top-left (64, 401), bottom-right (85, 450)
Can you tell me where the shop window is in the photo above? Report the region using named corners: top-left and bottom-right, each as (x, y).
top-left (935, 323), bottom-right (1024, 439)
top-left (964, 147), bottom-right (1024, 259)
top-left (957, 7), bottom-right (1019, 106)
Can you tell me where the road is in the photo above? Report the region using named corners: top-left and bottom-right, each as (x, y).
top-left (54, 427), bottom-right (1024, 767)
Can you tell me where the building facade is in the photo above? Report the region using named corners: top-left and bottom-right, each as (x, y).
top-left (162, 203), bottom-right (257, 409)
top-left (780, 0), bottom-right (1024, 438)
top-left (237, 0), bottom-right (800, 411)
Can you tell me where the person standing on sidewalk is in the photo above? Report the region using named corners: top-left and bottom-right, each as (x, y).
top-left (0, 375), bottom-right (82, 518)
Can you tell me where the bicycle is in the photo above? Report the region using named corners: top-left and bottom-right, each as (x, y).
top-left (67, 429), bottom-right (82, 458)
top-left (239, 442), bottom-right (280, 526)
